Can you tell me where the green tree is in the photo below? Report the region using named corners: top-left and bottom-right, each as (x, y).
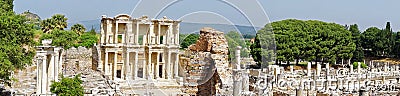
top-left (75, 32), bottom-right (98, 48)
top-left (50, 74), bottom-right (84, 96)
top-left (40, 14), bottom-right (68, 33)
top-left (71, 24), bottom-right (86, 36)
top-left (349, 24), bottom-right (364, 62)
top-left (40, 29), bottom-right (78, 49)
top-left (393, 32), bottom-right (400, 58)
top-left (252, 19), bottom-right (355, 66)
top-left (250, 24), bottom-right (276, 68)
top-left (225, 31), bottom-right (250, 58)
top-left (180, 34), bottom-right (199, 49)
top-left (0, 0), bottom-right (36, 85)
top-left (0, 0), bottom-right (13, 14)
top-left (362, 27), bottom-right (381, 57)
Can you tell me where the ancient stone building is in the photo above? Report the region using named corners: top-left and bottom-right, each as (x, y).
top-left (35, 39), bottom-right (63, 95)
top-left (97, 14), bottom-right (182, 81)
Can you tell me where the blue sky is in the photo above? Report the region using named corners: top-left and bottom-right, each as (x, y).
top-left (14, 0), bottom-right (400, 31)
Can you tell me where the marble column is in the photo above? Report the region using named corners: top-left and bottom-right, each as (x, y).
top-left (42, 55), bottom-right (48, 94)
top-left (326, 63), bottom-right (330, 76)
top-left (242, 71), bottom-right (249, 92)
top-left (357, 62), bottom-right (361, 74)
top-left (58, 50), bottom-right (63, 75)
top-left (290, 65), bottom-right (294, 73)
top-left (233, 70), bottom-right (242, 96)
top-left (105, 52), bottom-right (109, 75)
top-left (36, 55), bottom-right (43, 95)
top-left (143, 60), bottom-right (147, 79)
top-left (155, 52), bottom-right (160, 79)
top-left (148, 52), bottom-right (152, 79)
top-left (174, 53), bottom-right (179, 78)
top-left (384, 62), bottom-right (388, 72)
top-left (114, 52), bottom-right (117, 80)
top-left (167, 52), bottom-right (172, 79)
top-left (317, 63), bottom-right (321, 76)
top-left (125, 52), bottom-right (131, 80)
top-left (49, 55), bottom-right (55, 82)
top-left (350, 63), bottom-right (353, 74)
top-left (136, 23), bottom-right (139, 44)
top-left (54, 53), bottom-right (59, 82)
top-left (134, 52), bottom-right (138, 79)
top-left (307, 62), bottom-right (311, 77)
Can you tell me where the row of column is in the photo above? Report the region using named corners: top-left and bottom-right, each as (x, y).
top-left (142, 51), bottom-right (179, 80)
top-left (36, 50), bottom-right (62, 95)
top-left (104, 51), bottom-right (180, 80)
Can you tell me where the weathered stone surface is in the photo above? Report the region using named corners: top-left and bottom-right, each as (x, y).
top-left (189, 27), bottom-right (229, 55)
top-left (185, 27), bottom-right (232, 95)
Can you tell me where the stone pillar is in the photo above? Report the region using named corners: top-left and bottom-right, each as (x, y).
top-left (155, 52), bottom-right (160, 79)
top-left (350, 63), bottom-right (353, 74)
top-left (136, 23), bottom-right (139, 44)
top-left (125, 52), bottom-right (131, 80)
top-left (36, 55), bottom-right (43, 95)
top-left (113, 52), bottom-right (117, 80)
top-left (58, 49), bottom-right (63, 75)
top-left (307, 62), bottom-right (311, 77)
top-left (143, 60), bottom-right (147, 79)
top-left (317, 63), bottom-right (321, 76)
top-left (105, 52), bottom-right (109, 75)
top-left (54, 53), bottom-right (59, 82)
top-left (158, 24), bottom-right (161, 44)
top-left (236, 46), bottom-right (241, 70)
top-left (233, 70), bottom-right (242, 96)
top-left (174, 53), bottom-right (179, 78)
top-left (326, 63), bottom-right (330, 76)
top-left (385, 62), bottom-right (388, 72)
top-left (242, 71), bottom-right (249, 92)
top-left (134, 52), bottom-right (138, 79)
top-left (151, 63), bottom-right (154, 79)
top-left (357, 62), bottom-right (361, 74)
top-left (167, 52), bottom-right (172, 79)
top-left (175, 32), bottom-right (179, 44)
top-left (49, 54), bottom-right (55, 82)
top-left (115, 23), bottom-right (118, 44)
top-left (42, 55), bottom-right (48, 94)
top-left (148, 52), bottom-right (152, 79)
top-left (290, 65), bottom-right (294, 73)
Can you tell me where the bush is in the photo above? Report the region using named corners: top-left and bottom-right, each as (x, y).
top-left (75, 32), bottom-right (98, 48)
top-left (353, 62), bottom-right (368, 69)
top-left (50, 74), bottom-right (84, 96)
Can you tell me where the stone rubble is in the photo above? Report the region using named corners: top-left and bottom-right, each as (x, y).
top-left (185, 27), bottom-right (233, 95)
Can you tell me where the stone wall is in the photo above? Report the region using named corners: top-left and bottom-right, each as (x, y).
top-left (185, 27), bottom-right (232, 95)
top-left (63, 47), bottom-right (92, 74)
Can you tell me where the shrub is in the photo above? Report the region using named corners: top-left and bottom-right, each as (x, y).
top-left (353, 62), bottom-right (368, 69)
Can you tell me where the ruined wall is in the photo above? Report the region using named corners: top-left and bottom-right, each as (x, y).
top-left (186, 27), bottom-right (232, 95)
